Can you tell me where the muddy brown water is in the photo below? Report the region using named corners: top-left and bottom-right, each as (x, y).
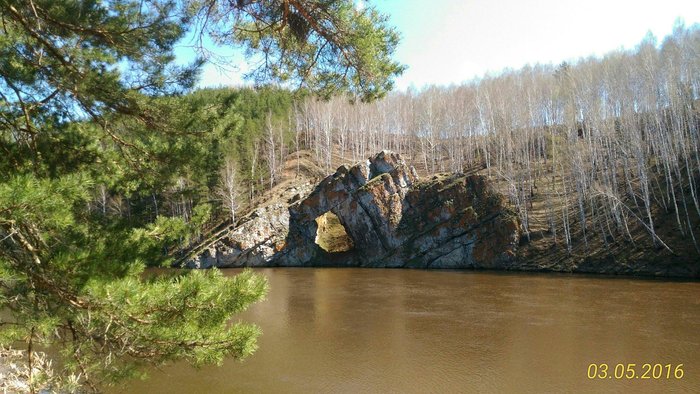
top-left (113, 268), bottom-right (700, 393)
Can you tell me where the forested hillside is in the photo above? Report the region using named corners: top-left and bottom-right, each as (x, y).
top-left (295, 24), bottom-right (700, 266)
top-left (86, 87), bottom-right (296, 236)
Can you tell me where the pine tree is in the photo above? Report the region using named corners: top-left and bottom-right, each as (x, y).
top-left (0, 0), bottom-right (403, 391)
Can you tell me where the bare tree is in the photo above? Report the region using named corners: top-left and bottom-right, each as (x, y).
top-left (291, 24), bottom-right (700, 256)
top-left (217, 156), bottom-right (240, 226)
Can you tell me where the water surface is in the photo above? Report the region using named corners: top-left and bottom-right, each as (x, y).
top-left (115, 268), bottom-right (700, 393)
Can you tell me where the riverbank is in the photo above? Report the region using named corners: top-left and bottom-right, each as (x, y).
top-left (180, 151), bottom-right (700, 278)
top-left (0, 347), bottom-right (79, 393)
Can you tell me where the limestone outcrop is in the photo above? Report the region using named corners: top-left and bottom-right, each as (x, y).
top-left (185, 151), bottom-right (520, 269)
top-left (184, 183), bottom-right (313, 269)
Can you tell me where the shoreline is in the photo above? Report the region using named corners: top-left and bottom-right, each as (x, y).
top-left (185, 261), bottom-right (700, 280)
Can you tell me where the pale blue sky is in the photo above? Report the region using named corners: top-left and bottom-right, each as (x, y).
top-left (178, 0), bottom-right (700, 90)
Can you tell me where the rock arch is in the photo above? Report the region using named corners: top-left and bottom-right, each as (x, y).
top-left (185, 151), bottom-right (520, 269)
top-left (276, 151), bottom-right (519, 268)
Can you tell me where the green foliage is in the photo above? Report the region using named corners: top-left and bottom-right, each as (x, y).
top-left (196, 0), bottom-right (405, 101)
top-left (70, 269), bottom-right (267, 382)
top-left (0, 171), bottom-right (268, 389)
top-left (100, 86), bottom-right (296, 230)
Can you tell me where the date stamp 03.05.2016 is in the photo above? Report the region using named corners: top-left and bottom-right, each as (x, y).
top-left (587, 363), bottom-right (684, 380)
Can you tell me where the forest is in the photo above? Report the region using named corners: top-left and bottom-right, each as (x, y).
top-left (296, 24), bottom-right (700, 260)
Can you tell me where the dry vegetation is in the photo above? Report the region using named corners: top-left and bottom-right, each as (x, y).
top-left (290, 25), bottom-right (700, 271)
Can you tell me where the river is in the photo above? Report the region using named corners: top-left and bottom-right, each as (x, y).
top-left (114, 268), bottom-right (700, 393)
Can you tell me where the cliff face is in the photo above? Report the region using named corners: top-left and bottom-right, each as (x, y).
top-left (186, 151), bottom-right (520, 269)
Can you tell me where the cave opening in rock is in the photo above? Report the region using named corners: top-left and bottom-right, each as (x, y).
top-left (314, 211), bottom-right (354, 253)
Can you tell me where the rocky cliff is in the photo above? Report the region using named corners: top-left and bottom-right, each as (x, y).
top-left (186, 151), bottom-right (520, 269)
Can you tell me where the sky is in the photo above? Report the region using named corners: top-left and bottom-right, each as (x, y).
top-left (178, 0), bottom-right (700, 91)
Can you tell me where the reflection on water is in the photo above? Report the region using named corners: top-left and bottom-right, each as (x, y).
top-left (114, 269), bottom-right (700, 393)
